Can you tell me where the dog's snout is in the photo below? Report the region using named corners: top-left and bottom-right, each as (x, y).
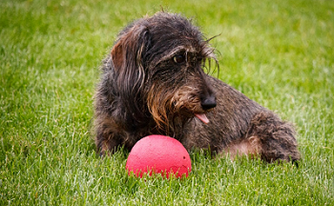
top-left (201, 95), bottom-right (216, 110)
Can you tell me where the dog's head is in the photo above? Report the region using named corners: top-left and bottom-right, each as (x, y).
top-left (110, 12), bottom-right (217, 131)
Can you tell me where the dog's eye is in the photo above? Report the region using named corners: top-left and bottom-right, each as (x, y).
top-left (173, 55), bottom-right (186, 64)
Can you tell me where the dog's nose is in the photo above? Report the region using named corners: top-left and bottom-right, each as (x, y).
top-left (201, 95), bottom-right (216, 110)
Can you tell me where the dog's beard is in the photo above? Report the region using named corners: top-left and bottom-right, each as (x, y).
top-left (147, 85), bottom-right (211, 129)
top-left (171, 85), bottom-right (212, 124)
top-left (147, 85), bottom-right (211, 131)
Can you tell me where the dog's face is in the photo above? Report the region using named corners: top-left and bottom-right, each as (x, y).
top-left (110, 12), bottom-right (217, 131)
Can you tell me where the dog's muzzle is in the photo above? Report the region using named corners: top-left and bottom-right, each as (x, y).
top-left (195, 95), bottom-right (216, 124)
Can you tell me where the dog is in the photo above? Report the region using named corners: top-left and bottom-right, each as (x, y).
top-left (94, 12), bottom-right (300, 164)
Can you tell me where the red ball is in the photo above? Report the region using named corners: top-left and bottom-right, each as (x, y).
top-left (125, 135), bottom-right (191, 178)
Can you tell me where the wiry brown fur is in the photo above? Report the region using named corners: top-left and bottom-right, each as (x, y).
top-left (94, 12), bottom-right (300, 164)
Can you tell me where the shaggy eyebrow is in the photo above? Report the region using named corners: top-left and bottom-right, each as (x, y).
top-left (156, 46), bottom-right (199, 64)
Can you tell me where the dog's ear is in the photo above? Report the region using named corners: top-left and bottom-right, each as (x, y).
top-left (110, 24), bottom-right (151, 97)
top-left (110, 24), bottom-right (151, 122)
top-left (110, 40), bottom-right (124, 71)
top-left (110, 24), bottom-right (150, 74)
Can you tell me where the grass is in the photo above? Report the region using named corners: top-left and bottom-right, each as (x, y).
top-left (1, 0), bottom-right (333, 205)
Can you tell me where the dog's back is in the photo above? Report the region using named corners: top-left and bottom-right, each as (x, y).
top-left (182, 75), bottom-right (300, 163)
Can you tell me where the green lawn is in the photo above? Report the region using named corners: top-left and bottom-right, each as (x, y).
top-left (1, 0), bottom-right (333, 205)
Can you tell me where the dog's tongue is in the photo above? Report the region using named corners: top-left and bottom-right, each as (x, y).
top-left (195, 113), bottom-right (209, 124)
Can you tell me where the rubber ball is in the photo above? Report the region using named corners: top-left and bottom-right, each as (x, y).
top-left (125, 135), bottom-right (191, 178)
